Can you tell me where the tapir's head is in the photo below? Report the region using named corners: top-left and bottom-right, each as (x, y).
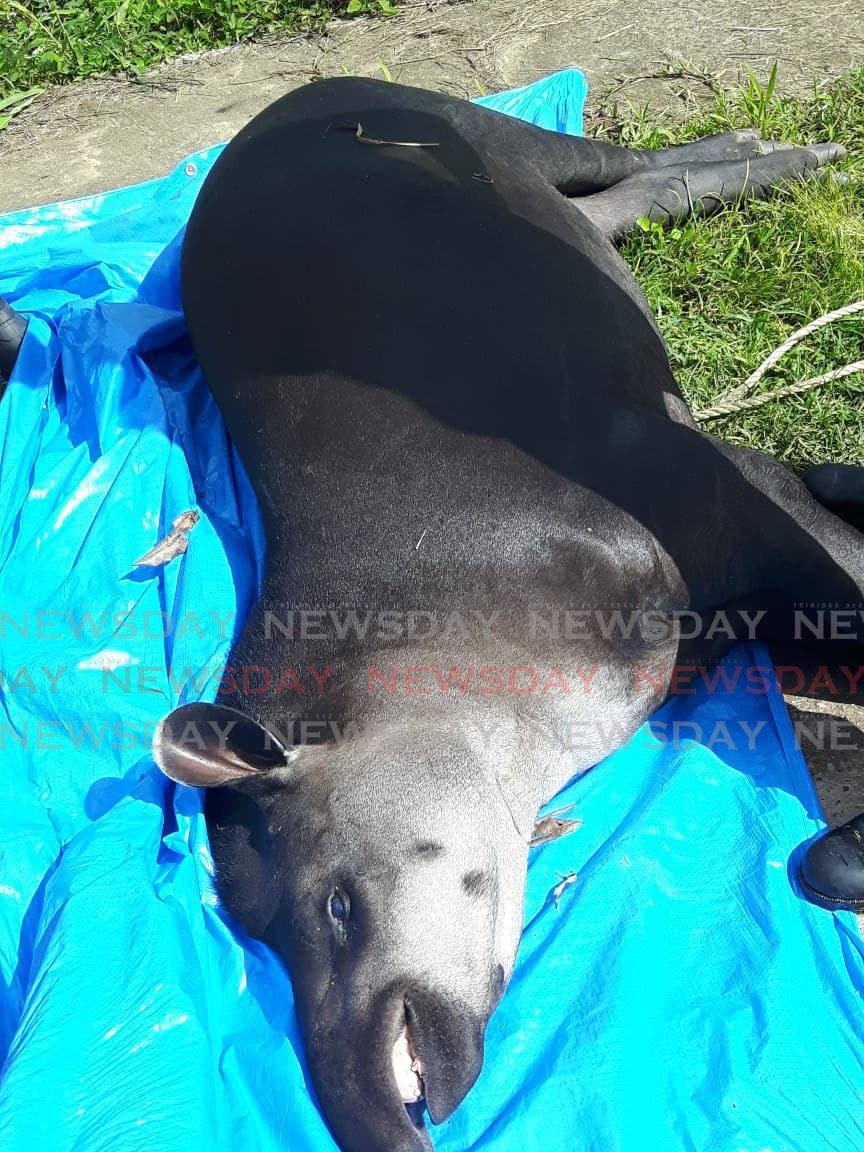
top-left (153, 702), bottom-right (531, 1152)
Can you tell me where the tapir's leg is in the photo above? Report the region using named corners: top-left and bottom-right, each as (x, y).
top-left (474, 112), bottom-right (653, 195)
top-left (478, 106), bottom-right (843, 238)
top-left (647, 130), bottom-right (787, 167)
top-left (476, 111), bottom-right (771, 197)
top-left (574, 143), bottom-right (846, 240)
top-left (0, 295), bottom-right (27, 383)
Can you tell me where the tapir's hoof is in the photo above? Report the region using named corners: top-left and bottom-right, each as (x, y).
top-left (799, 814), bottom-right (864, 912)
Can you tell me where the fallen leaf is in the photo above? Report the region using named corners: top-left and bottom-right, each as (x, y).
top-left (135, 509), bottom-right (200, 568)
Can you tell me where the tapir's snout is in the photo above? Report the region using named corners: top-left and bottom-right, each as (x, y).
top-left (303, 981), bottom-right (486, 1152)
top-left (402, 987), bottom-right (485, 1124)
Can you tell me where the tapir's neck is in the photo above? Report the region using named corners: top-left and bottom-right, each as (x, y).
top-left (223, 604), bottom-right (666, 833)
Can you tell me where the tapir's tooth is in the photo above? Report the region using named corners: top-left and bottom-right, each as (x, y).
top-left (392, 1026), bottom-right (424, 1103)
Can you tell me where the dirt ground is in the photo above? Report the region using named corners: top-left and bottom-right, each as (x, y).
top-left (2, 0), bottom-right (863, 213)
top-left (2, 0), bottom-right (864, 844)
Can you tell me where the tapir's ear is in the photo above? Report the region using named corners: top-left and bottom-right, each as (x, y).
top-left (153, 702), bottom-right (293, 787)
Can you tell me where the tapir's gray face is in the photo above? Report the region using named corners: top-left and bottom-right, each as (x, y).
top-left (153, 704), bottom-right (529, 1152)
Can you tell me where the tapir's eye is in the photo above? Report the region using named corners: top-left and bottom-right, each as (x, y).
top-left (328, 888), bottom-right (350, 925)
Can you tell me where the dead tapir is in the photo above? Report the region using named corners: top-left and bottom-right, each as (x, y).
top-left (2, 76), bottom-right (861, 1152)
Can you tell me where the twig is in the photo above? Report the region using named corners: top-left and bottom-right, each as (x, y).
top-left (531, 804), bottom-right (583, 847)
top-left (327, 120), bottom-right (440, 148)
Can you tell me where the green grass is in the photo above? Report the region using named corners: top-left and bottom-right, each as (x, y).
top-left (0, 0), bottom-right (396, 100)
top-left (595, 67), bottom-right (864, 472)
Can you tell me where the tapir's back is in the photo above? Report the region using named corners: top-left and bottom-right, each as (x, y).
top-left (182, 78), bottom-right (675, 494)
top-left (181, 78), bottom-right (727, 629)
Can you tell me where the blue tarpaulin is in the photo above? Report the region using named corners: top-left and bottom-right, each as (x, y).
top-left (0, 69), bottom-right (862, 1152)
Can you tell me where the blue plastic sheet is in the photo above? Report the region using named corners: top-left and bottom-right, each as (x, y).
top-left (475, 68), bottom-right (589, 135)
top-left (0, 70), bottom-right (862, 1152)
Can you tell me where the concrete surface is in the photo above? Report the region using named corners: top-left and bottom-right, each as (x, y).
top-left (2, 0), bottom-right (864, 213)
top-left (2, 0), bottom-right (863, 844)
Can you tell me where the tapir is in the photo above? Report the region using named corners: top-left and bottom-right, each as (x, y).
top-left (1, 77), bottom-right (862, 1152)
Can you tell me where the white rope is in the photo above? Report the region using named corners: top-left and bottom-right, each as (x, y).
top-left (693, 298), bottom-right (864, 422)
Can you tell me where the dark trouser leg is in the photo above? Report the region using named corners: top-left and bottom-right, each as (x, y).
top-left (0, 295), bottom-right (27, 382)
top-left (789, 463), bottom-right (864, 910)
top-left (704, 437), bottom-right (864, 910)
top-left (803, 463), bottom-right (864, 534)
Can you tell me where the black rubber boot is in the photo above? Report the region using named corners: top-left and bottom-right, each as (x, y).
top-left (799, 813), bottom-right (864, 912)
top-left (0, 294), bottom-right (27, 382)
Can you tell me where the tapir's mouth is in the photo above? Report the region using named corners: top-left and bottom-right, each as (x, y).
top-left (391, 1019), bottom-right (426, 1105)
top-left (303, 985), bottom-right (483, 1151)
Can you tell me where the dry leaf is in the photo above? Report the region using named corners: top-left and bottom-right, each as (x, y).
top-left (135, 509), bottom-right (200, 568)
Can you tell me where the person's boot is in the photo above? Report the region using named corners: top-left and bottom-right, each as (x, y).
top-left (0, 295), bottom-right (27, 382)
top-left (799, 814), bottom-right (864, 912)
